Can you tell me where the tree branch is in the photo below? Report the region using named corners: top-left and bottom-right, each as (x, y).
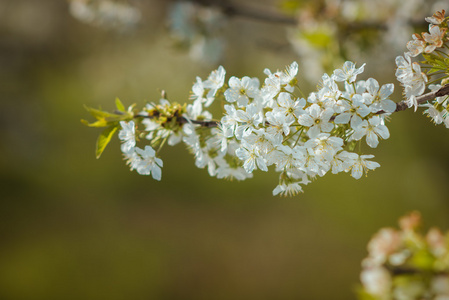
top-left (137, 84), bottom-right (449, 129)
top-left (394, 84), bottom-right (449, 113)
top-left (220, 3), bottom-right (297, 25)
top-left (386, 264), bottom-right (448, 276)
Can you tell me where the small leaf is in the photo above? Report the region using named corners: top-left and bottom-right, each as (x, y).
top-left (84, 105), bottom-right (121, 121)
top-left (115, 98), bottom-right (125, 112)
top-left (96, 126), bottom-right (118, 159)
top-left (81, 119), bottom-right (109, 128)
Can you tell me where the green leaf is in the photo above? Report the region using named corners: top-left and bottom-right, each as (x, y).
top-left (82, 105), bottom-right (133, 128)
top-left (84, 105), bottom-right (120, 120)
top-left (81, 119), bottom-right (109, 128)
top-left (96, 126), bottom-right (118, 159)
top-left (115, 98), bottom-right (125, 112)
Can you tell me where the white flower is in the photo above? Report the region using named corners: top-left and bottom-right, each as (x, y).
top-left (279, 61), bottom-right (299, 86)
top-left (235, 140), bottom-right (268, 173)
top-left (190, 76), bottom-right (215, 107)
top-left (272, 182), bottom-right (303, 196)
top-left (134, 146), bottom-right (163, 180)
top-left (203, 65), bottom-right (226, 99)
top-left (265, 111), bottom-right (294, 145)
top-left (425, 10), bottom-right (446, 25)
top-left (352, 116), bottom-right (390, 148)
top-left (333, 61), bottom-right (366, 83)
top-left (363, 78), bottom-right (396, 113)
top-left (194, 147), bottom-right (218, 176)
top-left (272, 145), bottom-right (306, 170)
top-left (395, 53), bottom-right (428, 100)
top-left (423, 25), bottom-right (447, 53)
top-left (261, 62), bottom-right (298, 102)
top-left (330, 151), bottom-right (358, 174)
top-left (215, 156), bottom-right (253, 181)
top-left (273, 92), bottom-right (305, 118)
top-left (235, 104), bottom-right (264, 139)
top-left (423, 104), bottom-right (444, 124)
top-left (221, 104), bottom-right (239, 136)
top-left (297, 104), bottom-right (334, 138)
top-left (395, 53), bottom-right (413, 83)
top-left (119, 121), bottom-right (136, 153)
top-left (404, 64), bottom-right (428, 99)
top-left (342, 80), bottom-right (366, 99)
top-left (224, 76), bottom-right (260, 107)
top-left (302, 147), bottom-right (329, 177)
top-left (305, 133), bottom-right (343, 162)
top-left (211, 124), bottom-right (231, 155)
top-left (406, 34), bottom-right (425, 57)
top-left (262, 70), bottom-right (282, 101)
top-left (316, 73), bottom-right (341, 108)
top-left (243, 129), bottom-right (276, 157)
top-left (182, 124), bottom-right (201, 155)
top-left (334, 94), bottom-right (370, 128)
top-left (350, 154), bottom-right (380, 179)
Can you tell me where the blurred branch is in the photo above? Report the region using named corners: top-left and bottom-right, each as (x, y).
top-left (219, 2), bottom-right (297, 25)
top-left (386, 265), bottom-right (448, 276)
top-left (173, 0), bottom-right (426, 30)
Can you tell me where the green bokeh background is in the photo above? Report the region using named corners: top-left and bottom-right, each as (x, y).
top-left (1, 1), bottom-right (449, 299)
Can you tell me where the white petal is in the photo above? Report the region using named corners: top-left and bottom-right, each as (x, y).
top-left (151, 165), bottom-right (162, 181)
top-left (366, 132), bottom-right (379, 148)
top-left (297, 115), bottom-right (314, 127)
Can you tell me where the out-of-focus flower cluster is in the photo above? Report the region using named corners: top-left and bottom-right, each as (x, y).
top-left (167, 1), bottom-right (226, 65)
top-left (285, 0), bottom-right (446, 82)
top-left (395, 10), bottom-right (449, 127)
top-left (69, 0), bottom-right (141, 31)
top-left (359, 212), bottom-right (449, 300)
top-left (106, 60), bottom-right (397, 196)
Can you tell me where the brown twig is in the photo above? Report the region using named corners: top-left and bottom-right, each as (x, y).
top-left (395, 84), bottom-right (449, 113)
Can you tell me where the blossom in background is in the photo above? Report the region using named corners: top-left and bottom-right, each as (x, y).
top-left (359, 212), bottom-right (449, 300)
top-left (69, 0), bottom-right (141, 30)
top-left (167, 1), bottom-right (226, 65)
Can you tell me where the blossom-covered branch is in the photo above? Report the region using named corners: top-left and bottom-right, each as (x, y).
top-left (83, 9), bottom-right (449, 197)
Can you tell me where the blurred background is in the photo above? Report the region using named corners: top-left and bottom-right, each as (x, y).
top-left (1, 0), bottom-right (449, 299)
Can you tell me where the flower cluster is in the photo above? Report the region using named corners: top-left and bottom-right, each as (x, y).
top-left (167, 1), bottom-right (226, 65)
top-left (69, 0), bottom-right (141, 31)
top-left (110, 60), bottom-right (396, 196)
top-left (359, 212), bottom-right (449, 300)
top-left (395, 10), bottom-right (449, 125)
top-left (217, 61), bottom-right (395, 196)
top-left (286, 0), bottom-right (444, 82)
